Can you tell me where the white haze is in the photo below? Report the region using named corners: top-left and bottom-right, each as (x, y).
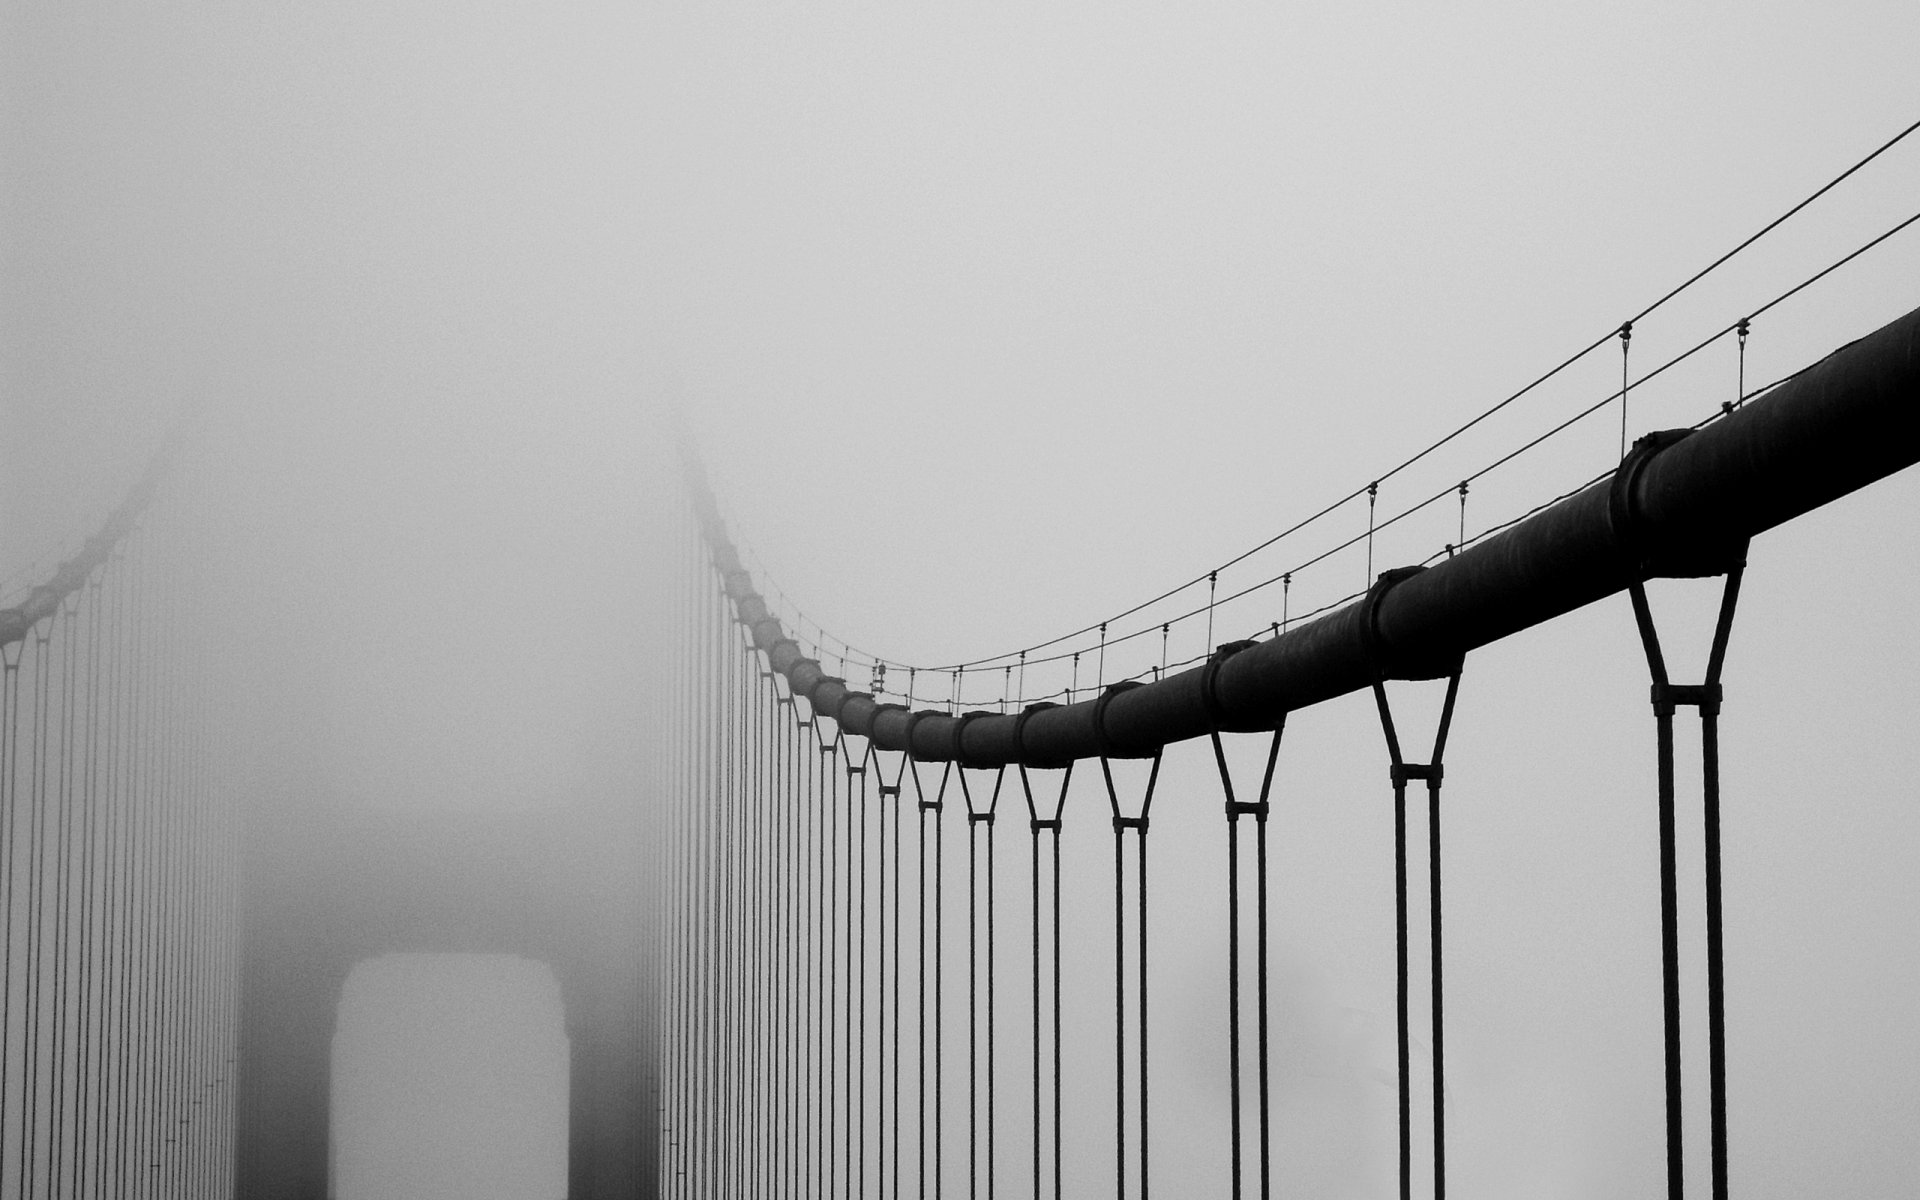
top-left (5, 1), bottom-right (1920, 1196)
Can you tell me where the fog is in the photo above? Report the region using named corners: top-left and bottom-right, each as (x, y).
top-left (5, 1), bottom-right (1919, 1196)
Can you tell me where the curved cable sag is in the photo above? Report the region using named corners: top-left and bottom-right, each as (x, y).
top-left (725, 177), bottom-right (1920, 706)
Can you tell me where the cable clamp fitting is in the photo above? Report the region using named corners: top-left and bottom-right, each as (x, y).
top-left (1650, 681), bottom-right (1722, 717)
top-left (1225, 800), bottom-right (1268, 819)
top-left (1112, 815), bottom-right (1149, 833)
top-left (1390, 762), bottom-right (1443, 786)
top-left (967, 811), bottom-right (995, 827)
top-left (1030, 817), bottom-right (1061, 833)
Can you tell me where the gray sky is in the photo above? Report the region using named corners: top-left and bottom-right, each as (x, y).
top-left (5, 1), bottom-right (1919, 1196)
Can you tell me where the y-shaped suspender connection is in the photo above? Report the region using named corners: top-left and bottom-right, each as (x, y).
top-left (1210, 717), bottom-right (1282, 1200)
top-left (955, 721), bottom-right (1001, 1200)
top-left (1616, 429), bottom-right (1749, 1200)
top-left (1364, 566), bottom-right (1466, 1200)
top-left (904, 734), bottom-right (946, 1200)
top-left (1096, 682), bottom-right (1160, 1200)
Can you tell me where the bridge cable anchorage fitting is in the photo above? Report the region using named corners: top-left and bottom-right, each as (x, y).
top-left (1649, 682), bottom-right (1723, 719)
top-left (1608, 429), bottom-right (1750, 581)
top-left (1013, 701), bottom-right (1069, 772)
top-left (1092, 680), bottom-right (1153, 762)
top-left (1360, 565), bottom-right (1464, 683)
top-left (1200, 640), bottom-right (1261, 731)
top-left (948, 709), bottom-right (998, 772)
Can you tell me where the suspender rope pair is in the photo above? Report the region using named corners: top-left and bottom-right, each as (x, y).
top-left (908, 751), bottom-right (949, 1200)
top-left (1363, 568), bottom-right (1467, 1200)
top-left (958, 746), bottom-right (1003, 1200)
top-left (1209, 710), bottom-right (1282, 1200)
top-left (876, 746), bottom-right (910, 1200)
top-left (840, 730), bottom-right (873, 1200)
top-left (1019, 756), bottom-right (1072, 1200)
top-left (1614, 430), bottom-right (1749, 1200)
top-left (1100, 755), bottom-right (1160, 1200)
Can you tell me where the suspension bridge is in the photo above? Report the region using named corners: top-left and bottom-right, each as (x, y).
top-left (1, 129), bottom-right (1919, 1200)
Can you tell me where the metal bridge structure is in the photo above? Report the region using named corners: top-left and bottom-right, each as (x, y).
top-left (655, 293), bottom-right (1920, 1200)
top-left (1, 139), bottom-right (1919, 1200)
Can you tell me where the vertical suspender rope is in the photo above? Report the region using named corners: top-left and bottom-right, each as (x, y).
top-left (1620, 321), bottom-right (1634, 458)
top-left (53, 589), bottom-right (82, 1198)
top-left (826, 723), bottom-right (841, 1200)
top-left (852, 740), bottom-right (870, 1200)
top-left (1019, 758), bottom-right (1072, 1200)
top-left (93, 556), bottom-right (126, 1199)
top-left (1628, 563), bottom-right (1744, 1200)
top-left (1100, 745), bottom-right (1161, 1200)
top-left (25, 616), bottom-right (55, 1193)
top-left (72, 574), bottom-right (103, 1200)
top-left (725, 619), bottom-right (743, 1195)
top-left (913, 755), bottom-right (948, 1200)
top-left (1211, 720), bottom-right (1284, 1200)
top-left (753, 649), bottom-right (770, 1194)
top-left (874, 744), bottom-right (911, 1200)
top-left (962, 761), bottom-right (1002, 1200)
top-left (801, 692), bottom-right (820, 1199)
top-left (891, 753), bottom-right (903, 1200)
top-left (913, 756), bottom-right (944, 1198)
top-left (1372, 667), bottom-right (1463, 1200)
top-left (702, 580), bottom-right (723, 1193)
top-left (0, 633), bottom-right (22, 1196)
top-left (879, 752), bottom-right (890, 1200)
top-left (915, 761), bottom-right (931, 1200)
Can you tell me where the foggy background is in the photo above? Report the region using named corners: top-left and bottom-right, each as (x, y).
top-left (5, 0), bottom-right (1919, 1196)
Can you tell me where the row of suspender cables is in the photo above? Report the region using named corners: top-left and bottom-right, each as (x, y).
top-left (664, 439), bottom-right (1754, 1200)
top-left (0, 459), bottom-right (238, 1200)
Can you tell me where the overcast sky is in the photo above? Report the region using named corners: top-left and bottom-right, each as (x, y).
top-left (4, 2), bottom-right (1919, 1196)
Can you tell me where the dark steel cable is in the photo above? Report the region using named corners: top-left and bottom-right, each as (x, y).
top-left (1136, 821), bottom-right (1149, 1200)
top-left (1221, 791), bottom-right (1243, 1200)
top-left (720, 116), bottom-right (1920, 687)
top-left (72, 575), bottom-right (105, 1199)
top-left (891, 774), bottom-right (903, 1200)
top-left (968, 806), bottom-right (979, 1200)
top-left (879, 767), bottom-right (890, 1200)
top-left (828, 739), bottom-right (842, 1200)
top-left (916, 768), bottom-right (929, 1200)
top-left (1053, 819), bottom-right (1064, 1200)
top-left (24, 619), bottom-right (57, 1197)
top-left (1630, 566), bottom-right (1745, 1200)
top-left (1392, 754), bottom-right (1411, 1200)
top-left (1427, 773), bottom-right (1446, 1200)
top-left (1373, 673), bottom-right (1462, 1200)
top-left (0, 635), bottom-right (23, 1196)
top-left (715, 197), bottom-right (1920, 717)
top-left (51, 591), bottom-right (82, 1200)
top-left (858, 759), bottom-right (869, 1200)
top-left (1031, 820), bottom-right (1045, 1200)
